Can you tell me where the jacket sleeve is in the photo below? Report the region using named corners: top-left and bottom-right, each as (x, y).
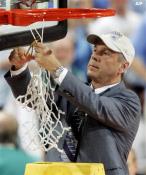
top-left (4, 68), bottom-right (74, 119)
top-left (57, 71), bottom-right (141, 132)
top-left (4, 67), bottom-right (31, 98)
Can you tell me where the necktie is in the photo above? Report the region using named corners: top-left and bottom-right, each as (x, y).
top-left (62, 129), bottom-right (78, 162)
top-left (62, 109), bottom-right (84, 162)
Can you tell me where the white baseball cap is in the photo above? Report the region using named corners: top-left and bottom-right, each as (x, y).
top-left (87, 31), bottom-right (135, 66)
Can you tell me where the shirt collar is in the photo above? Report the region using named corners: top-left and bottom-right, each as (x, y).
top-left (91, 82), bottom-right (120, 94)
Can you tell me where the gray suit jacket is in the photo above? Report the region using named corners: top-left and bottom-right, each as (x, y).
top-left (5, 68), bottom-right (141, 175)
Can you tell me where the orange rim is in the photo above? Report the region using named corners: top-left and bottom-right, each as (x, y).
top-left (0, 9), bottom-right (9, 25)
top-left (0, 8), bottom-right (116, 26)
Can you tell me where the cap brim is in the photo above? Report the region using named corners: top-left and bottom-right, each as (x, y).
top-left (87, 34), bottom-right (103, 45)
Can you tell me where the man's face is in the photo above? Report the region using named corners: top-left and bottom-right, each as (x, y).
top-left (87, 43), bottom-right (124, 83)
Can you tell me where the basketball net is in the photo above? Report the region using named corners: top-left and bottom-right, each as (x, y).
top-left (16, 24), bottom-right (70, 152)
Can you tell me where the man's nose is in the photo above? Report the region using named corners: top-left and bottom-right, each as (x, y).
top-left (92, 55), bottom-right (101, 62)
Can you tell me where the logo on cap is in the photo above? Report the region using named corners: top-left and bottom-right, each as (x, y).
top-left (110, 31), bottom-right (123, 41)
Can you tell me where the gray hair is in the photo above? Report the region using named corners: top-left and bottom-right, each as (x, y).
top-left (118, 53), bottom-right (126, 63)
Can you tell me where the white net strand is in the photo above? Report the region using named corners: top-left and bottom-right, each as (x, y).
top-left (20, 118), bottom-right (40, 151)
top-left (41, 19), bottom-right (45, 43)
top-left (29, 26), bottom-right (37, 41)
top-left (16, 26), bottom-right (70, 152)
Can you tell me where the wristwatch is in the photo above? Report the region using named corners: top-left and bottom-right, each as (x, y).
top-left (53, 66), bottom-right (64, 78)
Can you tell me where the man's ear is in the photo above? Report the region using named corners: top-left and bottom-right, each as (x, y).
top-left (118, 62), bottom-right (129, 74)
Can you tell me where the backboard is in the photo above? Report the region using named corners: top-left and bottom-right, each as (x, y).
top-left (0, 0), bottom-right (67, 51)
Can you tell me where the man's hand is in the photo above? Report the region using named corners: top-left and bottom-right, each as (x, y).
top-left (34, 42), bottom-right (62, 72)
top-left (9, 47), bottom-right (34, 70)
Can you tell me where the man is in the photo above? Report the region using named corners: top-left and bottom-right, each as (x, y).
top-left (0, 111), bottom-right (37, 175)
top-left (5, 31), bottom-right (141, 175)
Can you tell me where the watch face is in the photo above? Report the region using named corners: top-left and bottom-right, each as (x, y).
top-left (53, 66), bottom-right (64, 78)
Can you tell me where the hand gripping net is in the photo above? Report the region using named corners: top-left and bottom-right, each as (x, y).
top-left (16, 27), bottom-right (70, 152)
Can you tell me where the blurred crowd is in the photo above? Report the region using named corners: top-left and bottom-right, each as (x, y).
top-left (0, 0), bottom-right (146, 174)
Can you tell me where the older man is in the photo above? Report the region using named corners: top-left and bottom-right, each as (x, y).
top-left (5, 31), bottom-right (141, 175)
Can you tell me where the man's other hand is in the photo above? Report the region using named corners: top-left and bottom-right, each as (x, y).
top-left (34, 42), bottom-right (62, 72)
top-left (9, 47), bottom-right (34, 70)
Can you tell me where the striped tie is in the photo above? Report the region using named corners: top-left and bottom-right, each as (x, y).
top-left (62, 109), bottom-right (84, 162)
top-left (62, 130), bottom-right (78, 162)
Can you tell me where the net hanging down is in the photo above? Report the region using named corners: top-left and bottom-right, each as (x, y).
top-left (17, 25), bottom-right (70, 152)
